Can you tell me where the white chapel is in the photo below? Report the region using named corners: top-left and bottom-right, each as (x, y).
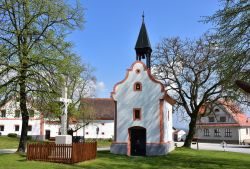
top-left (110, 17), bottom-right (175, 156)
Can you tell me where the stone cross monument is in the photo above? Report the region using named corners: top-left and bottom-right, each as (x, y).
top-left (55, 80), bottom-right (73, 144)
top-left (59, 84), bottom-right (72, 135)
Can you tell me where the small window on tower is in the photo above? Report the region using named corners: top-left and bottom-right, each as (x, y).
top-left (135, 69), bottom-right (140, 74)
top-left (134, 82), bottom-right (142, 91)
top-left (133, 108), bottom-right (141, 121)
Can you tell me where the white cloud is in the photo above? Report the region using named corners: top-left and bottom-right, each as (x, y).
top-left (95, 81), bottom-right (106, 92)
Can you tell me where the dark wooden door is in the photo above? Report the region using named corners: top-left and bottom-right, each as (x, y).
top-left (45, 130), bottom-right (50, 140)
top-left (130, 127), bottom-right (146, 156)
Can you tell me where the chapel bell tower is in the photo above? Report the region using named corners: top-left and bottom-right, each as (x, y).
top-left (135, 13), bottom-right (152, 69)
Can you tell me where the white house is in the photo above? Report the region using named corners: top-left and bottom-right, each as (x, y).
top-left (196, 101), bottom-right (250, 144)
top-left (0, 98), bottom-right (115, 140)
top-left (173, 130), bottom-right (186, 141)
top-left (0, 99), bottom-right (44, 140)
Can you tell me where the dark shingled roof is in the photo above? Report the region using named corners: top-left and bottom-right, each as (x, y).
top-left (80, 98), bottom-right (115, 120)
top-left (135, 21), bottom-right (152, 53)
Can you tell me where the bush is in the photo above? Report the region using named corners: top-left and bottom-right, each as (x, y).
top-left (27, 136), bottom-right (32, 140)
top-left (7, 133), bottom-right (17, 138)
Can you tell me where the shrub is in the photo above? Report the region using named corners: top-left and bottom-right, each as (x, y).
top-left (7, 133), bottom-right (17, 138)
top-left (27, 136), bottom-right (32, 140)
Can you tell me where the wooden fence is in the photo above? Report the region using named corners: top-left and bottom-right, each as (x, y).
top-left (27, 142), bottom-right (97, 164)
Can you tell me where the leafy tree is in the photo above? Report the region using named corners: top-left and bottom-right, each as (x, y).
top-left (0, 0), bottom-right (84, 152)
top-left (152, 37), bottom-right (229, 147)
top-left (204, 0), bottom-right (250, 94)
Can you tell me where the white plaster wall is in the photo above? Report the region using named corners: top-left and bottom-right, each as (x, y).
top-left (113, 62), bottom-right (167, 143)
top-left (0, 99), bottom-right (42, 136)
top-left (197, 127), bottom-right (239, 141)
top-left (164, 101), bottom-right (173, 142)
top-left (44, 120), bottom-right (114, 139)
top-left (239, 127), bottom-right (250, 143)
top-left (79, 120), bottom-right (114, 139)
top-left (44, 123), bottom-right (60, 137)
top-left (0, 119), bottom-right (41, 136)
top-left (177, 130), bottom-right (186, 141)
top-left (200, 105), bottom-right (235, 123)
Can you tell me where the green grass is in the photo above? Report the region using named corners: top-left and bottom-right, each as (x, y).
top-left (0, 136), bottom-right (111, 149)
top-left (0, 136), bottom-right (20, 149)
top-left (96, 139), bottom-right (111, 148)
top-left (1, 148), bottom-right (250, 169)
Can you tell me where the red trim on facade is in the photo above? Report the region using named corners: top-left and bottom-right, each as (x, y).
top-left (159, 100), bottom-right (164, 143)
top-left (147, 69), bottom-right (165, 92)
top-left (162, 92), bottom-right (176, 105)
top-left (133, 82), bottom-right (142, 91)
top-left (111, 61), bottom-right (169, 98)
top-left (127, 128), bottom-right (131, 156)
top-left (133, 108), bottom-right (141, 121)
top-left (40, 113), bottom-right (44, 136)
top-left (0, 117), bottom-right (40, 120)
top-left (114, 101), bottom-right (117, 142)
top-left (197, 123), bottom-right (250, 127)
top-left (112, 141), bottom-right (172, 145)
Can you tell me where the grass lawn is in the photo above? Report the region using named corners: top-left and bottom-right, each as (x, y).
top-left (0, 148), bottom-right (250, 169)
top-left (0, 136), bottom-right (111, 149)
top-left (0, 136), bottom-right (20, 149)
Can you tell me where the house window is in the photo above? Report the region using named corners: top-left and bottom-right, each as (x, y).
top-left (220, 116), bottom-right (226, 122)
top-left (15, 110), bottom-right (20, 118)
top-left (134, 82), bottom-right (142, 91)
top-left (225, 128), bottom-right (232, 137)
top-left (246, 128), bottom-right (248, 135)
top-left (102, 123), bottom-right (105, 126)
top-left (28, 125), bottom-right (32, 131)
top-left (15, 125), bottom-right (19, 131)
top-left (0, 125), bottom-right (4, 131)
top-left (29, 110), bottom-right (35, 117)
top-left (203, 129), bottom-right (210, 136)
top-left (86, 132), bottom-right (89, 135)
top-left (214, 108), bottom-right (220, 112)
top-left (208, 117), bottom-right (214, 122)
top-left (102, 132), bottom-right (105, 135)
top-left (133, 108), bottom-right (141, 121)
top-left (214, 128), bottom-right (221, 137)
top-left (1, 110), bottom-right (6, 117)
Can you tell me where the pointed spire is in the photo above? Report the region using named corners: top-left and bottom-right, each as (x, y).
top-left (135, 13), bottom-right (152, 69)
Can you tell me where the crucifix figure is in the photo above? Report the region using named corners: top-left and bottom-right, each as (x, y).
top-left (59, 82), bottom-right (72, 135)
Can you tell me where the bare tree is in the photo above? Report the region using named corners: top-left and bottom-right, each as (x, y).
top-left (0, 0), bottom-right (84, 152)
top-left (152, 37), bottom-right (229, 147)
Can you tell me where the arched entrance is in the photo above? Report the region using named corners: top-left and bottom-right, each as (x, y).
top-left (129, 126), bottom-right (146, 156)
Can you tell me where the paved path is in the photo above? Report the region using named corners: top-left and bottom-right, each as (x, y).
top-left (2, 144), bottom-right (250, 155)
top-left (0, 149), bottom-right (16, 154)
top-left (176, 142), bottom-right (250, 154)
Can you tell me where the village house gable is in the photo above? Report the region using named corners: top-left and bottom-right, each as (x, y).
top-left (197, 102), bottom-right (250, 144)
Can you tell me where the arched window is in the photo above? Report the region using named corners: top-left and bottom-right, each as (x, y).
top-left (134, 82), bottom-right (142, 91)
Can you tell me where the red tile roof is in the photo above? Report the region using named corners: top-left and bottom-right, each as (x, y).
top-left (80, 98), bottom-right (115, 120)
top-left (197, 100), bottom-right (250, 127)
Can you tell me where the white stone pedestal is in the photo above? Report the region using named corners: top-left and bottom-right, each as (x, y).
top-left (55, 135), bottom-right (72, 144)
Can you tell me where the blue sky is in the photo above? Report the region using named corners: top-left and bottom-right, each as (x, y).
top-left (68, 0), bottom-right (221, 98)
top-left (68, 1), bottom-right (222, 129)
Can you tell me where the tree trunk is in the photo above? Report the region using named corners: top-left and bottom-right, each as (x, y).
top-left (17, 81), bottom-right (29, 153)
top-left (183, 115), bottom-right (198, 148)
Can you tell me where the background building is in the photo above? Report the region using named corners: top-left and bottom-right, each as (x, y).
top-left (196, 101), bottom-right (250, 144)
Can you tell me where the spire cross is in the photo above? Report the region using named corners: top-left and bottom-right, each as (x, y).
top-left (142, 11), bottom-right (144, 22)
